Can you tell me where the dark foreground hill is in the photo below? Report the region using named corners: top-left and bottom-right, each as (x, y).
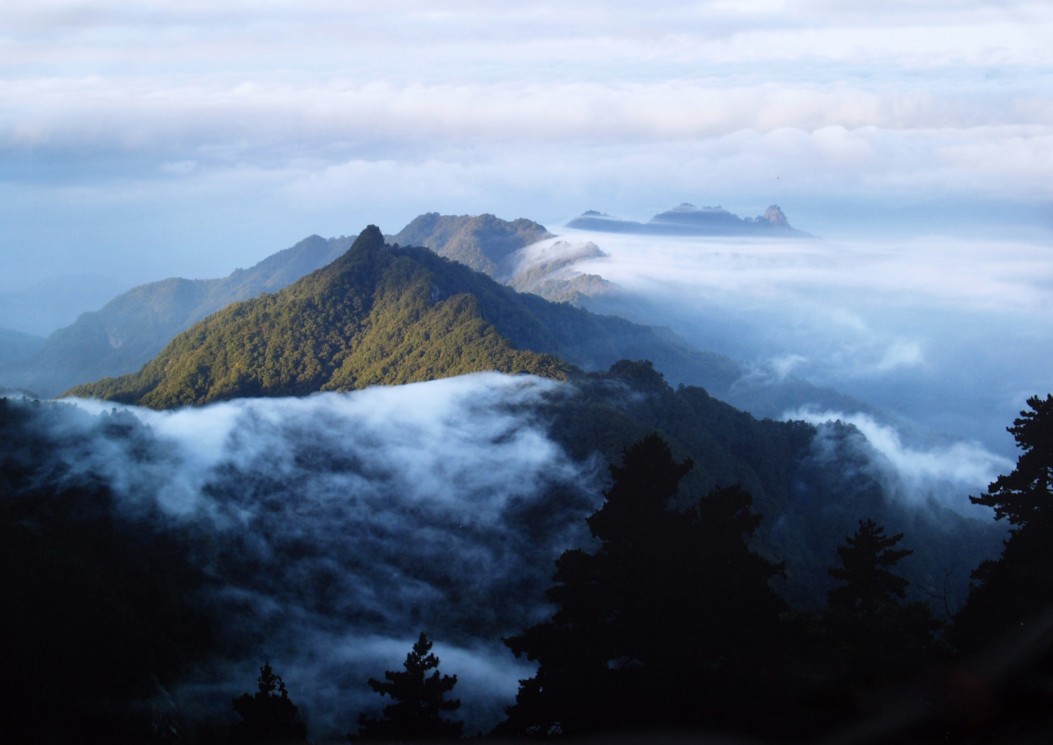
top-left (69, 226), bottom-right (740, 407)
top-left (0, 234), bottom-right (353, 397)
top-left (1, 364), bottom-right (1014, 742)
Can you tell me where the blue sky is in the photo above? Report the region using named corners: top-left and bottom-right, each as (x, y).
top-left (2, 1), bottom-right (1052, 331)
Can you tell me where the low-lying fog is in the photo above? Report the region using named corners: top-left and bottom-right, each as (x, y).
top-left (64, 374), bottom-right (599, 736)
top-left (43, 363), bottom-right (1019, 736)
top-left (526, 229), bottom-right (1051, 459)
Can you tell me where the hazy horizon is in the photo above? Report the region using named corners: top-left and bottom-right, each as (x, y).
top-left (2, 1), bottom-right (1052, 334)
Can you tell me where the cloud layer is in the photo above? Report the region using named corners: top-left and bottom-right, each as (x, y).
top-left (535, 227), bottom-right (1050, 456)
top-left (1, 2), bottom-right (1050, 314)
top-left (56, 374), bottom-right (600, 735)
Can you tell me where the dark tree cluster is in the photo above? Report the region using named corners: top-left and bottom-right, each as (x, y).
top-left (495, 397), bottom-right (1053, 741)
top-left (353, 633), bottom-right (463, 741)
top-left (500, 434), bottom-right (790, 736)
top-left (4, 395), bottom-right (1053, 742)
top-left (229, 635), bottom-right (463, 745)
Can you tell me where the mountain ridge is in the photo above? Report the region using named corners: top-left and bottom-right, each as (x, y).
top-left (387, 212), bottom-right (553, 279)
top-left (69, 226), bottom-right (741, 407)
top-left (0, 234), bottom-right (353, 397)
top-left (566, 202), bottom-right (810, 237)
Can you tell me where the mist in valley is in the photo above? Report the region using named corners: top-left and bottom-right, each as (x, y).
top-left (519, 227), bottom-right (1051, 462)
top-left (45, 374), bottom-right (600, 736)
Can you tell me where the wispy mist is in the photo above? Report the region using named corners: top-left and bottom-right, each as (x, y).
top-left (540, 229), bottom-right (1050, 459)
top-left (57, 373), bottom-right (600, 736)
top-left (785, 407), bottom-right (1012, 518)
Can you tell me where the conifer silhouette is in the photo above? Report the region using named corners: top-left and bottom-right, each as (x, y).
top-left (821, 519), bottom-right (941, 687)
top-left (501, 434), bottom-right (787, 736)
top-left (230, 662), bottom-right (308, 744)
top-left (352, 633), bottom-right (463, 741)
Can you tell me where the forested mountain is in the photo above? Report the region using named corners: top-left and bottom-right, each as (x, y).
top-left (8, 213), bottom-right (1044, 741)
top-left (388, 212), bottom-right (552, 279)
top-left (541, 360), bottom-right (1002, 610)
top-left (0, 234), bottom-right (353, 397)
top-left (69, 226), bottom-right (741, 407)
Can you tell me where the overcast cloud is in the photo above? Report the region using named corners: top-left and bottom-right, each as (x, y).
top-left (1, 1), bottom-right (1051, 326)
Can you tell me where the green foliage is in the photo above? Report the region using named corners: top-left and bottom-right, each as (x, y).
top-left (66, 225), bottom-right (749, 409)
top-left (353, 633), bottom-right (463, 741)
top-left (68, 227), bottom-right (571, 407)
top-left (389, 212), bottom-right (552, 279)
top-left (7, 235), bottom-right (353, 398)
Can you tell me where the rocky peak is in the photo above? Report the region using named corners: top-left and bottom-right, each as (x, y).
top-left (760, 205), bottom-right (789, 226)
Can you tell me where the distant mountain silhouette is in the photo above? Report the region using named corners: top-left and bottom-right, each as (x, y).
top-left (0, 235), bottom-right (353, 397)
top-left (567, 203), bottom-right (810, 237)
top-left (391, 213), bottom-right (617, 304)
top-left (388, 212), bottom-right (552, 279)
top-left (0, 328), bottom-right (44, 367)
top-left (69, 226), bottom-right (740, 408)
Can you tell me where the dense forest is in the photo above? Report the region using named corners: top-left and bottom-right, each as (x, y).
top-left (3, 376), bottom-right (1050, 742)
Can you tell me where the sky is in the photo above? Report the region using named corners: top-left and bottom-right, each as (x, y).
top-left (2, 0), bottom-right (1052, 331)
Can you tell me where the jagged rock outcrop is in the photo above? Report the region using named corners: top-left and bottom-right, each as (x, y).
top-left (567, 202), bottom-right (809, 237)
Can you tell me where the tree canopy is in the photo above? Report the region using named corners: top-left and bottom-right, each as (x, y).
top-left (353, 633), bottom-right (463, 741)
top-left (955, 394), bottom-right (1053, 646)
top-left (501, 434), bottom-right (787, 736)
top-left (971, 394), bottom-right (1053, 529)
top-left (230, 662), bottom-right (308, 744)
top-left (827, 518), bottom-right (912, 611)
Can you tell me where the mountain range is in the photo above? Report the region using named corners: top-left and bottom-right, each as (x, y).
top-left (68, 226), bottom-right (739, 407)
top-left (2, 209), bottom-right (843, 420)
top-left (0, 235), bottom-right (353, 397)
top-left (2, 205), bottom-right (1031, 741)
top-left (66, 223), bottom-right (1002, 606)
top-left (567, 203), bottom-right (809, 236)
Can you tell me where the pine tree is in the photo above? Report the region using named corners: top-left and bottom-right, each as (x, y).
top-left (970, 394), bottom-right (1053, 530)
top-left (352, 633), bottom-right (463, 741)
top-left (827, 518), bottom-right (912, 611)
top-left (501, 434), bottom-right (787, 736)
top-left (947, 395), bottom-right (1053, 738)
top-left (822, 519), bottom-right (941, 686)
top-left (230, 662), bottom-right (308, 745)
top-left (955, 394), bottom-right (1053, 646)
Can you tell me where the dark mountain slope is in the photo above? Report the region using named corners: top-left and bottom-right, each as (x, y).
top-left (542, 360), bottom-right (1003, 610)
top-left (69, 227), bottom-right (741, 408)
top-left (1, 234), bottom-right (352, 397)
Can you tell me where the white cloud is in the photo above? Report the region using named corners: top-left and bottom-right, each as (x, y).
top-left (1, 0), bottom-right (1050, 345)
top-left (785, 407), bottom-right (1013, 514)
